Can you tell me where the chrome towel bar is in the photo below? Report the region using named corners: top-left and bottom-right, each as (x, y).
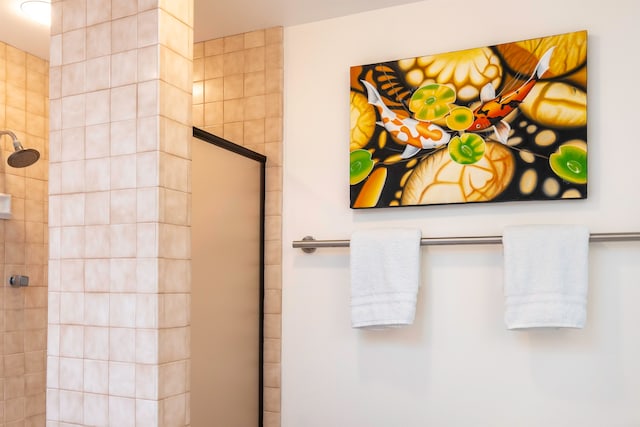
top-left (292, 232), bottom-right (640, 253)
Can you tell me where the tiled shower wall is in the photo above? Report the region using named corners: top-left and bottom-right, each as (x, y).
top-left (193, 27), bottom-right (283, 427)
top-left (0, 42), bottom-right (49, 426)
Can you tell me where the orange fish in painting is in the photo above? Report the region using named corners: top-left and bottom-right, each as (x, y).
top-left (469, 47), bottom-right (555, 144)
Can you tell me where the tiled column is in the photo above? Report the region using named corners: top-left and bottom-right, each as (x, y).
top-left (47, 1), bottom-right (193, 425)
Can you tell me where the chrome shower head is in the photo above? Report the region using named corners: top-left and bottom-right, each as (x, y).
top-left (0, 130), bottom-right (41, 168)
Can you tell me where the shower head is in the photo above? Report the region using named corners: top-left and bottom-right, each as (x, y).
top-left (0, 130), bottom-right (41, 168)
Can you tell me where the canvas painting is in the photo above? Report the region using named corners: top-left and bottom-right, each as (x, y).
top-left (350, 30), bottom-right (587, 209)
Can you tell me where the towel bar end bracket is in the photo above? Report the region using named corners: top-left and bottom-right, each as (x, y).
top-left (301, 236), bottom-right (316, 253)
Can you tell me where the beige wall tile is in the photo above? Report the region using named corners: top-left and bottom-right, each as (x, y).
top-left (62, 0), bottom-right (87, 32)
top-left (159, 118), bottom-right (191, 158)
top-left (110, 154), bottom-right (137, 190)
top-left (265, 27), bottom-right (283, 45)
top-left (109, 294), bottom-right (137, 328)
top-left (59, 356), bottom-right (83, 391)
top-left (50, 34), bottom-right (62, 67)
top-left (223, 51), bottom-right (244, 74)
top-left (223, 121), bottom-right (243, 144)
top-left (158, 81), bottom-right (191, 124)
top-left (61, 62), bottom-right (85, 97)
top-left (59, 325), bottom-right (84, 358)
top-left (110, 0), bottom-right (135, 18)
top-left (192, 81), bottom-right (203, 104)
top-left (59, 194), bottom-right (85, 227)
top-left (245, 47), bottom-right (265, 73)
top-left (193, 42), bottom-right (204, 59)
top-left (111, 84), bottom-right (137, 122)
top-left (85, 89), bottom-right (110, 125)
top-left (85, 123), bottom-right (110, 159)
top-left (137, 222), bottom-right (158, 258)
top-left (59, 389), bottom-right (83, 424)
top-left (204, 39), bottom-right (223, 56)
top-left (111, 188), bottom-right (137, 224)
top-left (59, 226), bottom-right (84, 259)
top-left (136, 363), bottom-right (159, 399)
top-left (61, 95), bottom-right (85, 129)
top-left (86, 22), bottom-right (112, 59)
top-left (61, 127), bottom-right (85, 161)
top-left (204, 55), bottom-right (223, 79)
top-left (192, 103), bottom-right (204, 127)
top-left (137, 116), bottom-right (160, 152)
top-left (138, 80), bottom-right (159, 118)
top-left (86, 0), bottom-right (111, 26)
top-left (160, 46), bottom-right (191, 92)
top-left (158, 10), bottom-right (191, 57)
top-left (244, 95), bottom-right (266, 120)
top-left (158, 327), bottom-right (189, 364)
top-left (245, 30), bottom-right (266, 49)
top-left (109, 396), bottom-right (135, 427)
top-left (84, 392), bottom-right (109, 426)
top-left (138, 45), bottom-right (160, 81)
top-left (264, 410), bottom-right (281, 427)
top-left (263, 386), bottom-right (281, 412)
top-left (112, 16), bottom-right (138, 53)
top-left (109, 361), bottom-right (136, 397)
top-left (111, 119), bottom-right (137, 155)
top-left (193, 56), bottom-right (204, 81)
top-left (137, 187), bottom-right (160, 223)
top-left (244, 119), bottom-right (265, 145)
top-left (157, 224), bottom-right (190, 259)
top-left (244, 71), bottom-right (266, 96)
top-left (158, 153), bottom-right (189, 192)
top-left (223, 98), bottom-right (243, 122)
top-left (136, 329), bottom-right (159, 364)
top-left (136, 398), bottom-right (160, 425)
top-left (109, 327), bottom-right (136, 362)
top-left (112, 50), bottom-right (138, 87)
top-left (203, 78), bottom-right (223, 103)
top-left (59, 259), bottom-right (84, 292)
top-left (158, 360), bottom-right (187, 398)
top-left (83, 326), bottom-right (109, 360)
top-left (110, 258), bottom-right (137, 293)
top-left (84, 293), bottom-right (110, 326)
top-left (109, 223), bottom-right (137, 258)
top-left (157, 258), bottom-right (189, 293)
top-left (85, 158), bottom-right (110, 191)
top-left (86, 56), bottom-right (111, 91)
top-left (84, 191), bottom-right (110, 225)
top-left (160, 393), bottom-right (188, 426)
top-left (61, 29), bottom-right (86, 65)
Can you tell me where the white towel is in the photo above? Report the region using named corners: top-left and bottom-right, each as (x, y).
top-left (502, 224), bottom-right (590, 329)
top-left (350, 228), bottom-right (422, 328)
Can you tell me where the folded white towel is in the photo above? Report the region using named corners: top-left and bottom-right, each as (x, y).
top-left (350, 228), bottom-right (422, 328)
top-left (502, 224), bottom-right (590, 329)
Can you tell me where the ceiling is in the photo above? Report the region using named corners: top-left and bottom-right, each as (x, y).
top-left (0, 0), bottom-right (421, 60)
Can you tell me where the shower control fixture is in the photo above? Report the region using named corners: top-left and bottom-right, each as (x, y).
top-left (9, 275), bottom-right (30, 287)
top-left (0, 130), bottom-right (41, 168)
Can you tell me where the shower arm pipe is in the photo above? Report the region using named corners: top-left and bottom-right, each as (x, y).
top-left (0, 130), bottom-right (24, 151)
top-left (292, 232), bottom-right (640, 253)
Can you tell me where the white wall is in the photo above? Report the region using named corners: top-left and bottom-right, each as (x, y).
top-left (282, 0), bottom-right (640, 425)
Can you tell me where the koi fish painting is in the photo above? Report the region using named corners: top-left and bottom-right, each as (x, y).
top-left (350, 31), bottom-right (587, 209)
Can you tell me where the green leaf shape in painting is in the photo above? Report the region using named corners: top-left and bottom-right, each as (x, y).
top-left (446, 106), bottom-right (475, 131)
top-left (350, 149), bottom-right (375, 185)
top-left (448, 133), bottom-right (486, 165)
top-left (549, 145), bottom-right (587, 184)
top-left (409, 84), bottom-right (456, 122)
